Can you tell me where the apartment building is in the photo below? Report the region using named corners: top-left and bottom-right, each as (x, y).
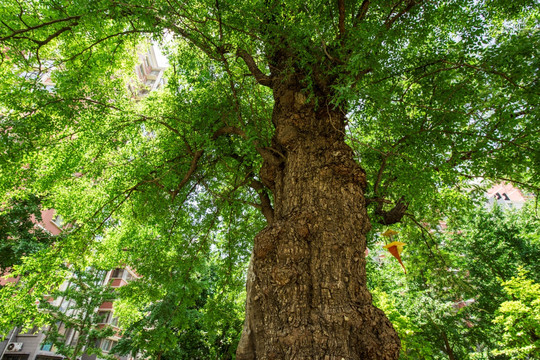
top-left (1, 207), bottom-right (141, 360)
top-left (131, 45), bottom-right (167, 98)
top-left (0, 268), bottom-right (139, 360)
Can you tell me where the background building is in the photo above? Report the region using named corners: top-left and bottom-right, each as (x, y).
top-left (0, 267), bottom-right (139, 360)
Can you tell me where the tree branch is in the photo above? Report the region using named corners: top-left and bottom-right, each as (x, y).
top-left (61, 29), bottom-right (152, 63)
top-left (0, 15), bottom-right (81, 42)
top-left (373, 155), bottom-right (387, 195)
top-left (337, 0), bottom-right (346, 38)
top-left (249, 179), bottom-right (274, 224)
top-left (385, 0), bottom-right (419, 29)
top-left (212, 125), bottom-right (247, 140)
top-left (355, 0), bottom-right (370, 24)
top-left (442, 60), bottom-right (523, 89)
top-left (236, 49), bottom-right (273, 87)
top-left (171, 150), bottom-right (204, 200)
top-left (375, 196), bottom-right (408, 225)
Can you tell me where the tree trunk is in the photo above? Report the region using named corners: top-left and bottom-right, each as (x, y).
top-left (237, 80), bottom-right (401, 359)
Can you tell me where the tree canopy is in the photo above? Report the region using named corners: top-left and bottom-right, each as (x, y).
top-left (0, 0), bottom-right (538, 358)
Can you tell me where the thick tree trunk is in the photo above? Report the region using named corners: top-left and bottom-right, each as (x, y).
top-left (237, 80), bottom-right (400, 359)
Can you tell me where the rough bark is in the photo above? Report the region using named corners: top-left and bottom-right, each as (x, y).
top-left (237, 77), bottom-right (400, 359)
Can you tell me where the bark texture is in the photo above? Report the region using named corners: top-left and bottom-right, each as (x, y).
top-left (237, 78), bottom-right (401, 359)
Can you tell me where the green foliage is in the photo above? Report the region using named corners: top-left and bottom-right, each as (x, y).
top-left (0, 0), bottom-right (538, 357)
top-left (493, 270), bottom-right (540, 359)
top-left (0, 248), bottom-right (68, 336)
top-left (115, 262), bottom-right (245, 359)
top-left (0, 195), bottom-right (55, 272)
top-left (0, 266), bottom-right (118, 359)
top-left (369, 203), bottom-right (540, 359)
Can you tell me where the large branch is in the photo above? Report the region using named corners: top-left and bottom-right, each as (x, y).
top-left (375, 197), bottom-right (408, 225)
top-left (211, 126), bottom-right (276, 223)
top-left (212, 125), bottom-right (247, 140)
top-left (236, 49), bottom-right (273, 87)
top-left (212, 125), bottom-right (284, 162)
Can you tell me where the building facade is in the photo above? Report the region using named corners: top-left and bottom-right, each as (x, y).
top-left (1, 264), bottom-right (139, 360)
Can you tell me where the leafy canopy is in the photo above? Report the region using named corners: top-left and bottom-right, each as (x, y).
top-left (0, 0), bottom-right (538, 354)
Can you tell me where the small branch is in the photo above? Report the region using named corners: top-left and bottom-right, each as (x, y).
top-left (0, 15), bottom-right (81, 42)
top-left (321, 39), bottom-right (345, 64)
top-left (157, 18), bottom-right (221, 61)
top-left (404, 213), bottom-right (441, 261)
top-left (373, 155), bottom-right (387, 195)
top-left (212, 125), bottom-right (247, 140)
top-left (385, 0), bottom-right (419, 29)
top-left (156, 120), bottom-right (182, 137)
top-left (442, 60), bottom-right (523, 89)
top-left (249, 179), bottom-right (274, 224)
top-left (61, 29), bottom-right (152, 63)
top-left (455, 172), bottom-right (540, 192)
top-left (171, 150), bottom-right (204, 200)
top-left (404, 213), bottom-right (476, 297)
top-left (236, 49), bottom-right (273, 87)
top-left (441, 330), bottom-right (458, 360)
top-left (94, 188), bottom-right (135, 232)
top-left (219, 52), bottom-right (246, 126)
top-left (337, 0), bottom-right (346, 38)
top-left (355, 0), bottom-right (370, 24)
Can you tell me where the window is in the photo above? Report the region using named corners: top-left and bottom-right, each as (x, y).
top-left (68, 331), bottom-right (79, 347)
top-left (58, 299), bottom-right (70, 313)
top-left (51, 215), bottom-right (63, 228)
top-left (110, 316), bottom-right (119, 327)
top-left (40, 342), bottom-right (53, 351)
top-left (98, 311), bottom-right (111, 323)
top-left (111, 268), bottom-right (124, 279)
top-left (3, 355), bottom-right (29, 360)
top-left (100, 339), bottom-right (117, 352)
top-left (63, 328), bottom-right (74, 344)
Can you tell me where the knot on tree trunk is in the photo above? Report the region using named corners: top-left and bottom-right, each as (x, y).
top-left (375, 197), bottom-right (408, 225)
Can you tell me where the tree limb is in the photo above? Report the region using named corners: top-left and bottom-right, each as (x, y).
top-left (355, 0), bottom-right (370, 24)
top-left (212, 125), bottom-right (247, 140)
top-left (171, 150), bottom-right (204, 200)
top-left (442, 60), bottom-right (523, 89)
top-left (385, 0), bottom-right (419, 29)
top-left (375, 196), bottom-right (408, 225)
top-left (0, 15), bottom-right (81, 42)
top-left (373, 155), bottom-right (387, 195)
top-left (249, 179), bottom-right (274, 224)
top-left (236, 49), bottom-right (273, 87)
top-left (337, 0), bottom-right (346, 38)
